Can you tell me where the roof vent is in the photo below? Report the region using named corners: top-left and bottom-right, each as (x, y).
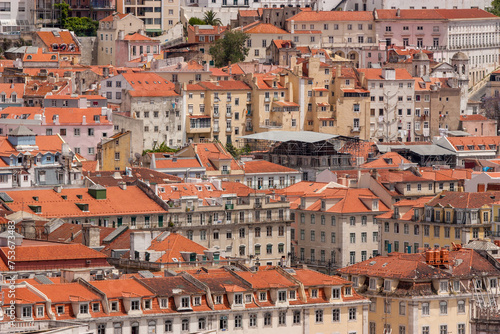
top-left (77, 194), bottom-right (83, 199)
top-left (33, 196), bottom-right (39, 201)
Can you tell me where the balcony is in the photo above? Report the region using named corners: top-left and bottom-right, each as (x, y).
top-left (264, 97), bottom-right (270, 102)
top-left (246, 125), bottom-right (253, 132)
top-left (260, 122), bottom-right (282, 129)
top-left (254, 202), bottom-right (262, 209)
top-left (225, 204), bottom-right (234, 210)
top-left (226, 112), bottom-right (232, 118)
top-left (351, 126), bottom-right (360, 133)
top-left (213, 126), bottom-right (219, 133)
top-left (221, 170), bottom-right (230, 175)
top-left (226, 126), bottom-right (232, 132)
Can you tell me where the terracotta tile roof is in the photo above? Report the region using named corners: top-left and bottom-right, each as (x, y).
top-left (34, 282), bottom-right (101, 302)
top-left (426, 190), bottom-right (500, 209)
top-left (0, 83), bottom-right (24, 98)
top-left (287, 10), bottom-right (373, 22)
top-left (242, 160), bottom-right (299, 174)
top-left (139, 276), bottom-right (205, 296)
top-left (0, 133), bottom-right (65, 159)
top-left (148, 232), bottom-right (210, 263)
top-left (123, 32), bottom-right (154, 41)
top-left (188, 25), bottom-right (229, 35)
top-left (86, 168), bottom-right (181, 185)
top-left (100, 228), bottom-right (132, 257)
top-left (253, 73), bottom-right (286, 90)
top-left (1, 106), bottom-right (111, 125)
top-left (210, 67), bottom-right (230, 77)
top-left (3, 186), bottom-right (167, 218)
top-left (192, 143), bottom-right (243, 171)
top-left (361, 152), bottom-right (411, 168)
top-left (293, 268), bottom-right (349, 286)
top-left (0, 243), bottom-right (107, 262)
top-left (35, 31), bottom-right (80, 54)
top-left (3, 286), bottom-right (46, 304)
top-left (244, 23), bottom-right (289, 34)
top-left (81, 160), bottom-right (99, 172)
top-left (239, 9), bottom-right (260, 17)
top-left (445, 136), bottom-right (500, 151)
top-left (377, 169), bottom-right (431, 183)
top-left (357, 68), bottom-right (413, 80)
top-left (90, 279), bottom-right (155, 298)
top-left (235, 268), bottom-right (297, 289)
top-left (198, 80), bottom-right (251, 91)
top-left (100, 13), bottom-right (129, 22)
top-left (460, 114), bottom-right (492, 121)
top-left (121, 72), bottom-right (177, 97)
top-left (23, 48), bottom-right (59, 62)
top-left (376, 8), bottom-right (497, 20)
top-left (189, 270), bottom-right (250, 294)
top-left (24, 80), bottom-right (70, 97)
top-left (272, 39), bottom-right (293, 49)
top-left (154, 157), bottom-right (202, 169)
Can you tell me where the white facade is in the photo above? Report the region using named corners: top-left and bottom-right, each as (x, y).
top-left (99, 74), bottom-right (133, 105)
top-left (337, 0), bottom-right (492, 11)
top-left (0, 1), bottom-right (35, 33)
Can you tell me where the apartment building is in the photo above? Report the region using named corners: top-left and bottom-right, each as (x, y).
top-left (341, 0), bottom-right (492, 11)
top-left (97, 13), bottom-right (145, 65)
top-left (115, 32), bottom-right (161, 66)
top-left (0, 0), bottom-right (34, 33)
top-left (0, 126), bottom-right (82, 189)
top-left (434, 136), bottom-right (500, 167)
top-left (242, 160), bottom-right (301, 189)
top-left (117, 0), bottom-right (180, 34)
top-left (183, 80), bottom-right (252, 145)
top-left (32, 30), bottom-right (82, 63)
top-left (1, 184), bottom-right (169, 228)
top-left (339, 247), bottom-right (500, 334)
top-left (0, 106), bottom-right (114, 160)
top-left (97, 130), bottom-right (132, 171)
top-left (282, 182), bottom-right (389, 270)
top-left (0, 83), bottom-right (24, 108)
top-left (286, 11), bottom-right (377, 68)
top-left (357, 67), bottom-right (415, 142)
top-left (66, 0), bottom-right (115, 21)
top-left (154, 180), bottom-right (292, 265)
top-left (1, 266), bottom-right (368, 334)
top-left (375, 8), bottom-right (500, 86)
top-left (187, 25), bottom-right (229, 64)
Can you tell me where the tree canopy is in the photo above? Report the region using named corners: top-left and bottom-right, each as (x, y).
top-left (189, 17), bottom-right (206, 25)
top-left (209, 30), bottom-right (249, 67)
top-left (488, 0), bottom-right (500, 16)
top-left (54, 2), bottom-right (99, 36)
top-left (203, 10), bottom-right (222, 26)
top-left (142, 142), bottom-right (179, 156)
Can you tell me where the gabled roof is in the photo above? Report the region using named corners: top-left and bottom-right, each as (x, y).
top-left (444, 136), bottom-right (500, 151)
top-left (154, 156), bottom-right (203, 170)
top-left (90, 278), bottom-right (155, 298)
top-left (242, 160), bottom-right (299, 174)
top-left (35, 31), bottom-right (80, 54)
top-left (361, 152), bottom-right (411, 168)
top-left (460, 114), bottom-right (493, 122)
top-left (123, 32), bottom-right (156, 42)
top-left (86, 167), bottom-right (181, 186)
top-left (375, 8), bottom-right (497, 20)
top-left (100, 13), bottom-right (129, 22)
top-left (357, 68), bottom-right (413, 80)
top-left (0, 83), bottom-right (24, 98)
top-left (426, 191), bottom-right (500, 209)
top-left (148, 232), bottom-right (210, 263)
top-left (1, 106), bottom-right (111, 125)
top-left (244, 23), bottom-right (288, 34)
top-left (120, 72), bottom-right (177, 97)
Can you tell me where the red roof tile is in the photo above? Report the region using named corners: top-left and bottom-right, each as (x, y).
top-left (287, 11), bottom-right (373, 22)
top-left (242, 160), bottom-right (299, 174)
top-left (36, 31), bottom-right (80, 54)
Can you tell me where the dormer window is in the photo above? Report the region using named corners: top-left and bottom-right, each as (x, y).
top-left (160, 298), bottom-right (168, 308)
top-left (278, 290), bottom-right (287, 302)
top-left (131, 300), bottom-right (140, 310)
top-left (440, 281), bottom-right (448, 292)
top-left (300, 198), bottom-right (305, 207)
top-left (352, 276), bottom-right (359, 287)
top-left (92, 303), bottom-right (100, 312)
top-left (110, 301), bottom-right (118, 312)
top-left (453, 280), bottom-right (460, 292)
top-left (181, 296), bottom-right (190, 308)
top-left (193, 296), bottom-right (201, 306)
top-left (321, 200), bottom-right (325, 210)
top-left (22, 305), bottom-right (32, 319)
top-left (56, 305), bottom-right (64, 315)
top-left (234, 293), bottom-right (243, 305)
top-left (344, 286), bottom-right (352, 296)
top-left (259, 292), bottom-right (267, 301)
top-left (332, 288), bottom-right (340, 299)
top-left (144, 299), bottom-right (152, 309)
top-left (384, 280), bottom-right (391, 291)
top-left (311, 289), bottom-right (318, 298)
top-left (289, 290), bottom-right (296, 300)
top-left (79, 303), bottom-right (89, 314)
top-left (245, 294), bottom-right (252, 303)
top-left (214, 295), bottom-right (222, 304)
top-left (369, 278), bottom-right (376, 290)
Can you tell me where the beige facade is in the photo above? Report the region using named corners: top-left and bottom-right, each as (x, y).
top-left (117, 0), bottom-right (180, 34)
top-left (97, 13), bottom-right (145, 66)
top-left (183, 81), bottom-right (252, 146)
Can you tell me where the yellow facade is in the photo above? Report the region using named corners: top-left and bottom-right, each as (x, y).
top-left (99, 131), bottom-right (132, 171)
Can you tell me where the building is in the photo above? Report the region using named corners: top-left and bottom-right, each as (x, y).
top-left (434, 136), bottom-right (500, 167)
top-left (0, 106), bottom-right (114, 160)
top-left (150, 153), bottom-right (206, 179)
top-left (460, 114), bottom-right (498, 137)
top-left (43, 95), bottom-right (108, 109)
top-left (242, 159), bottom-right (301, 189)
top-left (1, 266), bottom-right (368, 334)
top-left (97, 130), bottom-right (132, 171)
top-left (186, 25), bottom-right (229, 64)
top-left (339, 247), bottom-right (500, 334)
top-left (67, 0), bottom-right (115, 21)
top-left (338, 0), bottom-right (492, 11)
top-left (183, 80), bottom-right (252, 145)
top-left (282, 181), bottom-right (389, 270)
top-left (97, 13), bottom-right (145, 66)
top-left (115, 32), bottom-right (161, 67)
top-left (1, 184), bottom-right (169, 228)
top-left (117, 0), bottom-right (180, 34)
top-left (0, 126), bottom-right (82, 189)
top-left (0, 83), bottom-right (24, 108)
top-left (24, 80), bottom-right (72, 107)
top-left (0, 0), bottom-right (35, 33)
top-left (32, 30), bottom-right (82, 64)
top-left (155, 180), bottom-right (292, 265)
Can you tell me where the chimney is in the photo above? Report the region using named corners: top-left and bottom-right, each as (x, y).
top-left (118, 182), bottom-right (127, 190)
top-left (396, 8), bottom-right (400, 17)
top-left (82, 223), bottom-right (101, 248)
top-left (130, 231), bottom-right (152, 260)
top-left (195, 25), bottom-right (200, 34)
top-left (10, 83), bottom-right (14, 89)
top-left (359, 71), bottom-right (365, 86)
top-left (54, 185), bottom-right (62, 193)
top-left (291, 20), bottom-right (294, 34)
top-left (20, 218), bottom-right (36, 239)
top-left (336, 65), bottom-right (342, 78)
top-left (381, 68), bottom-right (396, 80)
top-left (82, 115), bottom-right (86, 125)
top-left (103, 67), bottom-right (110, 78)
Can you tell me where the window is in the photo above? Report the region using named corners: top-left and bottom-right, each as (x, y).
top-left (422, 302), bottom-right (429, 315)
top-left (234, 314), bottom-right (242, 328)
top-left (293, 310), bottom-right (301, 324)
top-left (181, 297), bottom-right (190, 308)
top-left (182, 319), bottom-right (189, 331)
top-left (264, 312), bottom-right (272, 326)
top-left (332, 288), bottom-right (340, 299)
top-left (440, 325), bottom-right (447, 334)
top-left (440, 301), bottom-right (448, 315)
top-left (458, 324), bottom-right (465, 334)
top-left (315, 309), bottom-right (323, 323)
top-left (458, 300), bottom-right (465, 313)
top-left (249, 313), bottom-right (257, 327)
top-left (399, 302), bottom-right (406, 315)
top-left (22, 306), bottom-right (32, 318)
top-left (348, 307), bottom-right (356, 320)
top-left (422, 326), bottom-right (429, 334)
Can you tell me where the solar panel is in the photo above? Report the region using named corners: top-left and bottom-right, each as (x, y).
top-left (138, 270), bottom-right (155, 278)
top-left (34, 275), bottom-right (54, 285)
top-left (0, 192), bottom-right (13, 203)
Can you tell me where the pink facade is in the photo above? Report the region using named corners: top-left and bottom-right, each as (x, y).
top-left (115, 39), bottom-right (160, 67)
top-left (461, 115), bottom-right (498, 137)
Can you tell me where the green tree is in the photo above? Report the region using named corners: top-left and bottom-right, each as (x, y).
top-left (189, 17), bottom-right (206, 25)
top-left (203, 10), bottom-right (222, 26)
top-left (142, 141), bottom-right (179, 155)
top-left (209, 30), bottom-right (249, 67)
top-left (65, 17), bottom-right (99, 36)
top-left (488, 0), bottom-right (500, 16)
top-left (54, 2), bottom-right (70, 27)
